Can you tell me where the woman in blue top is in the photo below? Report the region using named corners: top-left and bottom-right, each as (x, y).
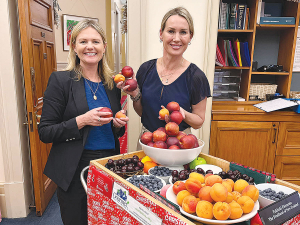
top-left (118, 7), bottom-right (210, 134)
top-left (38, 20), bottom-right (128, 225)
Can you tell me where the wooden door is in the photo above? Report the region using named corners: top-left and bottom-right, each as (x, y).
top-left (18, 0), bottom-right (57, 216)
top-left (210, 121), bottom-right (278, 173)
top-left (274, 156), bottom-right (300, 186)
top-left (276, 122), bottom-right (300, 156)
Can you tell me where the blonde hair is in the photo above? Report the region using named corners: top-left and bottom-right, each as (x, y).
top-left (65, 19), bottom-right (114, 89)
top-left (161, 7), bottom-right (194, 36)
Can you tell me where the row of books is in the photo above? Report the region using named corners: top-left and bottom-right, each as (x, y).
top-left (218, 1), bottom-right (249, 30)
top-left (216, 38), bottom-right (251, 67)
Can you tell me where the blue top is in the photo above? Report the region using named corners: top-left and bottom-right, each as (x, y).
top-left (137, 59), bottom-right (211, 132)
top-left (84, 79), bottom-right (115, 150)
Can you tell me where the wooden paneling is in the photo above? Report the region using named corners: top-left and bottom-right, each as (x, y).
top-left (274, 156), bottom-right (300, 186)
top-left (276, 122), bottom-right (300, 156)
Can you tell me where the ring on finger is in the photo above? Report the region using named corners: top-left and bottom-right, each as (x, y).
top-left (98, 117), bottom-right (101, 122)
top-left (99, 123), bottom-right (103, 126)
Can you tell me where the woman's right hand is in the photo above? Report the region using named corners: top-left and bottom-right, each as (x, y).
top-left (113, 74), bottom-right (140, 98)
top-left (76, 107), bottom-right (113, 129)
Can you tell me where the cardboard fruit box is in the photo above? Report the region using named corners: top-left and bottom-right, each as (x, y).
top-left (86, 150), bottom-right (300, 225)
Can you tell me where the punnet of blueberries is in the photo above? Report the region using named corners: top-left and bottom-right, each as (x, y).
top-left (259, 188), bottom-right (288, 201)
top-left (127, 175), bottom-right (163, 192)
top-left (149, 166), bottom-right (172, 177)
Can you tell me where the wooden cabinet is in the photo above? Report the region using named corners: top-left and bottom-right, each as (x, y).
top-left (210, 104), bottom-right (300, 185)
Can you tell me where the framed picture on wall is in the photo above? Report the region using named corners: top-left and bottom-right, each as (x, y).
top-left (63, 14), bottom-right (99, 51)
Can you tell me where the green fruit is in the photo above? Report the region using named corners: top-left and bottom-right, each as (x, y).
top-left (189, 157), bottom-right (206, 169)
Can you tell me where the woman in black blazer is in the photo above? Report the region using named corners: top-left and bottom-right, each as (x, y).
top-left (38, 20), bottom-right (128, 225)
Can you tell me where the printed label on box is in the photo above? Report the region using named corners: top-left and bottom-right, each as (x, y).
top-left (89, 166), bottom-right (114, 199)
top-left (112, 182), bottom-right (163, 225)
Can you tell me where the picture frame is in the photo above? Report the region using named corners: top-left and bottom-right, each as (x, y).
top-left (63, 14), bottom-right (99, 51)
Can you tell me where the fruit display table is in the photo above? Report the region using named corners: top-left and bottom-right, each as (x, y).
top-left (85, 151), bottom-right (300, 225)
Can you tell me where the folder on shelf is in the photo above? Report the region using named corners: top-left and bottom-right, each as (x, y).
top-left (218, 38), bottom-right (228, 66)
top-left (234, 39), bottom-right (242, 66)
top-left (244, 42), bottom-right (251, 67)
top-left (216, 44), bottom-right (226, 66)
top-left (228, 40), bottom-right (239, 67)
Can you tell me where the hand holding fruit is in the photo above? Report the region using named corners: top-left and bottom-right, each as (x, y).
top-left (80, 107), bottom-right (113, 127)
top-left (114, 66), bottom-right (139, 95)
top-left (113, 110), bottom-right (129, 128)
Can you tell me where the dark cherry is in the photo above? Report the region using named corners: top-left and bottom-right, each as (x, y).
top-left (132, 158), bottom-right (139, 165)
top-left (107, 159), bottom-right (114, 166)
top-left (121, 169), bottom-right (127, 173)
top-left (233, 170), bottom-right (239, 175)
top-left (244, 175), bottom-right (250, 181)
top-left (179, 173), bottom-right (186, 180)
top-left (179, 170), bottom-right (186, 175)
top-left (227, 170), bottom-right (233, 176)
top-left (132, 155), bottom-right (139, 160)
top-left (121, 166), bottom-right (128, 171)
top-left (118, 159), bottom-right (125, 166)
top-left (172, 170), bottom-right (179, 177)
top-left (190, 169), bottom-right (197, 173)
top-left (113, 160), bottom-right (118, 166)
top-left (182, 170), bottom-right (189, 175)
top-left (242, 174), bottom-right (248, 179)
top-left (235, 173), bottom-right (241, 180)
top-left (229, 174), bottom-right (237, 181)
top-left (196, 168), bottom-right (205, 174)
top-left (206, 170), bottom-right (213, 174)
top-left (248, 177), bottom-right (254, 183)
top-left (221, 171), bottom-right (227, 178)
top-left (183, 164), bottom-right (190, 170)
top-left (137, 161), bottom-right (144, 168)
top-left (172, 177), bottom-right (179, 183)
top-left (134, 166), bottom-right (140, 171)
top-left (109, 168), bottom-right (115, 172)
top-left (127, 166), bottom-right (134, 172)
top-left (125, 158), bottom-right (132, 165)
top-left (128, 163), bottom-right (134, 167)
top-left (249, 182), bottom-right (255, 185)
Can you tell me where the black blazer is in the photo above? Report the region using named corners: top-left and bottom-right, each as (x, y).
top-left (38, 70), bottom-right (124, 191)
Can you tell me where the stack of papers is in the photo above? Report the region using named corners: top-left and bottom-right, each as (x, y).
top-left (254, 98), bottom-right (298, 112)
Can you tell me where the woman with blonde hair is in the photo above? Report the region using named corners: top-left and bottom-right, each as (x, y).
top-left (38, 19), bottom-right (128, 225)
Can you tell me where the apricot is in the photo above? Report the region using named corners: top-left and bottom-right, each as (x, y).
top-left (159, 108), bottom-right (169, 120)
top-left (225, 192), bottom-right (234, 204)
top-left (176, 190), bottom-right (192, 207)
top-left (223, 179), bottom-right (235, 189)
top-left (185, 178), bottom-right (202, 195)
top-left (232, 191), bottom-right (242, 202)
top-left (173, 181), bottom-right (187, 195)
top-left (229, 200), bottom-right (243, 219)
top-left (114, 74), bottom-right (125, 83)
top-left (198, 186), bottom-right (213, 203)
top-left (242, 185), bottom-right (259, 202)
top-left (196, 201), bottom-right (214, 219)
top-left (222, 181), bottom-right (233, 193)
top-left (205, 173), bottom-right (213, 179)
top-left (205, 175), bottom-right (223, 187)
top-left (115, 111), bottom-right (126, 119)
top-left (234, 179), bottom-right (249, 193)
top-left (182, 195), bottom-right (200, 214)
top-left (237, 196), bottom-right (255, 214)
top-left (210, 183), bottom-right (228, 202)
top-left (213, 202), bottom-right (231, 220)
top-left (189, 172), bottom-right (205, 184)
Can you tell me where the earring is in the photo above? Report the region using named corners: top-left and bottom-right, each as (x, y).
top-left (160, 39), bottom-right (162, 43)
top-left (188, 42), bottom-right (191, 45)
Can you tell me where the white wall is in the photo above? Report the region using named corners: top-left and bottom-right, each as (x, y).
top-left (55, 0), bottom-right (107, 70)
top-left (127, 0), bottom-right (219, 153)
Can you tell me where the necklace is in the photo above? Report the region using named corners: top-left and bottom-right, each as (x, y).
top-left (84, 78), bottom-right (101, 100)
top-left (159, 58), bottom-right (184, 84)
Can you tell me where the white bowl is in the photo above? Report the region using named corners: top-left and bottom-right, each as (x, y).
top-left (255, 183), bottom-right (297, 208)
top-left (195, 164), bottom-right (223, 174)
top-left (126, 175), bottom-right (166, 193)
top-left (148, 167), bottom-right (172, 184)
top-left (139, 139), bottom-right (204, 166)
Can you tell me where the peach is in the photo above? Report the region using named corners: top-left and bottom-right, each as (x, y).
top-left (125, 79), bottom-right (137, 91)
top-left (115, 111), bottom-right (126, 119)
top-left (242, 185), bottom-right (259, 202)
top-left (237, 196), bottom-right (255, 214)
top-left (213, 202), bottom-right (231, 220)
top-left (210, 183), bottom-right (228, 202)
top-left (182, 195), bottom-right (200, 214)
top-left (173, 181), bottom-right (187, 195)
top-left (232, 191), bottom-right (242, 202)
top-left (234, 179), bottom-right (249, 193)
top-left (166, 137), bottom-right (179, 147)
top-left (196, 200), bottom-right (214, 219)
top-left (222, 181), bottom-right (233, 193)
top-left (159, 108), bottom-right (169, 120)
top-left (179, 135), bottom-right (196, 149)
top-left (165, 122), bottom-right (179, 137)
top-left (170, 111), bottom-right (183, 125)
top-left (153, 141), bottom-right (167, 149)
top-left (225, 192), bottom-right (234, 204)
top-left (223, 179), bottom-right (235, 190)
top-left (185, 178), bottom-right (202, 195)
top-left (140, 132), bottom-right (153, 145)
top-left (121, 66), bottom-right (133, 78)
top-left (229, 200), bottom-right (243, 219)
top-left (189, 172), bottom-right (205, 184)
top-left (152, 130), bottom-right (167, 142)
top-left (205, 175), bottom-right (223, 187)
top-left (160, 184), bottom-right (171, 198)
top-left (114, 74), bottom-right (125, 83)
top-left (176, 190), bottom-right (192, 207)
top-left (166, 101), bottom-right (180, 112)
top-left (198, 186), bottom-right (213, 203)
top-left (176, 131), bottom-right (187, 141)
top-left (169, 145), bottom-right (180, 149)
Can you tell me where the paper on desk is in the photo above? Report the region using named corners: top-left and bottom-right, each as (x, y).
top-left (254, 98), bottom-right (298, 112)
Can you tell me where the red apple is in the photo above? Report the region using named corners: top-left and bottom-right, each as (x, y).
top-left (170, 111), bottom-right (183, 125)
top-left (152, 130), bottom-right (167, 142)
top-left (173, 181), bottom-right (187, 195)
top-left (153, 141), bottom-right (167, 149)
top-left (166, 101), bottom-right (180, 113)
top-left (125, 79), bottom-right (138, 91)
top-left (180, 135), bottom-right (196, 149)
top-left (121, 66), bottom-right (134, 78)
top-left (166, 137), bottom-right (179, 147)
top-left (176, 131), bottom-right (187, 141)
top-left (169, 145), bottom-right (180, 150)
top-left (140, 132), bottom-right (153, 145)
top-left (147, 142), bottom-right (154, 147)
top-left (165, 122), bottom-right (179, 136)
top-left (99, 107), bottom-right (113, 118)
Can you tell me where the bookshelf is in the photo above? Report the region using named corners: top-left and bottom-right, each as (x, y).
top-left (214, 0), bottom-right (300, 102)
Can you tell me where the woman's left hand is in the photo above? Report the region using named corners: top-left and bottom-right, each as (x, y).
top-left (113, 110), bottom-right (129, 128)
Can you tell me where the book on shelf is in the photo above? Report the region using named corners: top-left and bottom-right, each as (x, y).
top-left (219, 2), bottom-right (228, 29)
top-left (244, 42), bottom-right (251, 67)
top-left (264, 3), bottom-right (282, 17)
top-left (245, 8), bottom-right (249, 30)
top-left (260, 17), bottom-right (295, 25)
top-left (235, 4), bottom-right (247, 30)
top-left (240, 42), bottom-right (248, 67)
top-left (229, 3), bottom-right (237, 29)
top-left (257, 0), bottom-right (262, 24)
